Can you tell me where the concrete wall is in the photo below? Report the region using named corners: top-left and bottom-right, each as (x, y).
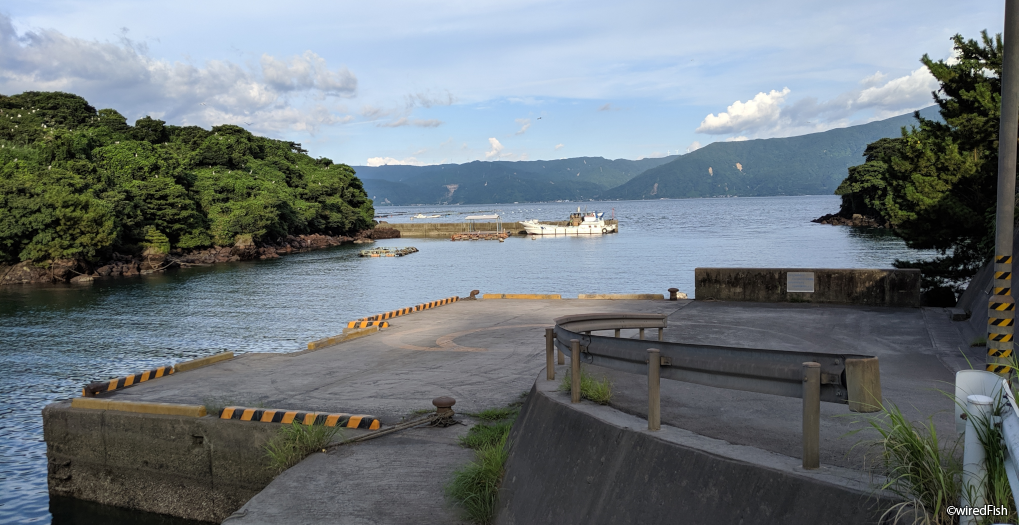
top-left (496, 381), bottom-right (897, 525)
top-left (44, 401), bottom-right (279, 523)
top-left (695, 267), bottom-right (920, 307)
top-left (382, 220), bottom-right (618, 237)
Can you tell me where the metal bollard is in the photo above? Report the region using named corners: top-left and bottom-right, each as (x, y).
top-left (545, 328), bottom-right (555, 381)
top-left (802, 362), bottom-right (821, 469)
top-left (571, 339), bottom-right (581, 403)
top-left (648, 348), bottom-right (661, 431)
top-left (639, 328), bottom-right (645, 340)
top-left (961, 394), bottom-right (993, 524)
top-left (668, 288), bottom-right (679, 301)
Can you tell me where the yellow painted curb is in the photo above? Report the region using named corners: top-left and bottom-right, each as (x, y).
top-left (482, 294), bottom-right (562, 300)
top-left (308, 326), bottom-right (379, 351)
top-left (174, 352), bottom-right (234, 373)
top-left (578, 294), bottom-right (666, 300)
top-left (71, 398), bottom-right (207, 417)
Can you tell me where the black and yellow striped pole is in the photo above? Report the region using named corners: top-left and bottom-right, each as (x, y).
top-left (989, 0), bottom-right (1019, 376)
top-left (988, 256), bottom-right (1015, 374)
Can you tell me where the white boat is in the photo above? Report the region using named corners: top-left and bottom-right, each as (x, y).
top-left (521, 209), bottom-right (617, 236)
top-left (410, 213), bottom-right (442, 219)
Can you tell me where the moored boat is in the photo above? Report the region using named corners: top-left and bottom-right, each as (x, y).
top-left (521, 209), bottom-right (617, 236)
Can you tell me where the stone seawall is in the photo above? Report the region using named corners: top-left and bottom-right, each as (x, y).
top-left (496, 376), bottom-right (897, 525)
top-left (694, 267), bottom-right (920, 307)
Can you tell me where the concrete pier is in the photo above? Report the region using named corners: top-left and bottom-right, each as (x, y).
top-left (43, 296), bottom-right (973, 523)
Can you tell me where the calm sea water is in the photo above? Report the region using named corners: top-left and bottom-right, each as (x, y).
top-left (0, 195), bottom-right (934, 523)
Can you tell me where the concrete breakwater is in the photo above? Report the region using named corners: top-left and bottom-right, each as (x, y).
top-left (381, 219), bottom-right (618, 237)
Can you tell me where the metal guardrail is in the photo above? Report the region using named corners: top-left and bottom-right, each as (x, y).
top-left (547, 312), bottom-right (884, 469)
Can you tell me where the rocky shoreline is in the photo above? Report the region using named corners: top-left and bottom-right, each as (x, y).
top-left (811, 213), bottom-right (888, 228)
top-left (0, 227), bottom-right (402, 286)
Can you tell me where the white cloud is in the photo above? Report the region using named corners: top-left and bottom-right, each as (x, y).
top-left (259, 51), bottom-right (356, 96)
top-left (695, 88), bottom-right (790, 135)
top-left (406, 91), bottom-right (456, 108)
top-left (856, 67), bottom-right (938, 111)
top-left (378, 117), bottom-right (442, 127)
top-left (485, 137), bottom-right (504, 159)
top-left (554, 143), bottom-right (564, 150)
top-left (685, 141), bottom-right (701, 153)
top-left (0, 13), bottom-right (356, 134)
top-left (515, 118), bottom-right (531, 135)
top-left (725, 136), bottom-right (749, 142)
top-left (694, 67), bottom-right (938, 139)
top-left (860, 71), bottom-right (888, 87)
top-left (366, 156), bottom-right (424, 166)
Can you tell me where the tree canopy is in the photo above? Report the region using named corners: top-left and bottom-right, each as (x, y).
top-left (0, 91), bottom-right (374, 264)
top-left (833, 31), bottom-right (1004, 294)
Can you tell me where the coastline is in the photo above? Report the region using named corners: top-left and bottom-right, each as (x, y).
top-left (0, 227), bottom-right (401, 286)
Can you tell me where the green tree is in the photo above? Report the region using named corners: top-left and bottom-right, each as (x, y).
top-left (834, 31), bottom-right (1004, 294)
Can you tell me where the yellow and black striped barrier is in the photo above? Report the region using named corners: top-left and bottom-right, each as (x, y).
top-left (356, 296), bottom-right (460, 322)
top-left (219, 406), bottom-right (381, 430)
top-left (360, 307), bottom-right (416, 322)
top-left (988, 254), bottom-right (1015, 375)
top-left (346, 320), bottom-right (390, 329)
top-left (415, 296), bottom-right (459, 311)
top-left (82, 365), bottom-right (174, 397)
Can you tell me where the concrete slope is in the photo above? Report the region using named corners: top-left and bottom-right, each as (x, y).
top-left (496, 375), bottom-right (898, 525)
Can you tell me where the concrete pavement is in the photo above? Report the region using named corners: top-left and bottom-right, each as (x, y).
top-left (92, 297), bottom-right (974, 523)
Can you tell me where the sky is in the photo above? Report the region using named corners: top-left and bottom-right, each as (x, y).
top-left (0, 1), bottom-right (1005, 166)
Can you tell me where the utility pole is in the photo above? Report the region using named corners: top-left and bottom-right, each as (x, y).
top-left (989, 0), bottom-right (1019, 375)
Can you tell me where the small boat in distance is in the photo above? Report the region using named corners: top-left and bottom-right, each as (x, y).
top-left (521, 208), bottom-right (618, 236)
top-left (410, 214), bottom-right (442, 219)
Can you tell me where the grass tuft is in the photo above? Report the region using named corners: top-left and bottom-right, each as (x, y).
top-left (474, 407), bottom-right (517, 421)
top-left (447, 432), bottom-right (508, 524)
top-left (864, 402), bottom-right (960, 524)
top-left (971, 336), bottom-right (987, 347)
top-left (460, 421), bottom-right (513, 450)
top-left (264, 421), bottom-right (340, 474)
top-left (560, 365), bottom-right (612, 404)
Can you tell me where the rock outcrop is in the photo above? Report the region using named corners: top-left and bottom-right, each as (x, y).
top-left (0, 230), bottom-right (380, 286)
top-left (812, 213), bottom-right (888, 228)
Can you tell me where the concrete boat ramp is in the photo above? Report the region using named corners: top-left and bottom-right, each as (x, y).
top-left (44, 296), bottom-right (977, 524)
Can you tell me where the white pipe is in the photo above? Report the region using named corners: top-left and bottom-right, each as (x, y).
top-left (962, 394), bottom-right (994, 525)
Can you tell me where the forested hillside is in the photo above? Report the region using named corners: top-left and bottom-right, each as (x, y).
top-left (0, 91), bottom-right (373, 265)
top-left (357, 156), bottom-right (677, 205)
top-left (602, 107), bottom-right (942, 200)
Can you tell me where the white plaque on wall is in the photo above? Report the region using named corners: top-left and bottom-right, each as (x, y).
top-left (787, 272), bottom-right (815, 293)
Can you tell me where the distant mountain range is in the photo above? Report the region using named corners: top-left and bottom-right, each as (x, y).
top-left (355, 107), bottom-right (940, 205)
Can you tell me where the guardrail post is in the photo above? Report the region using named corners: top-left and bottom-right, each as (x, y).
top-left (545, 328), bottom-right (555, 381)
top-left (802, 362), bottom-right (821, 469)
top-left (614, 329), bottom-right (620, 338)
top-left (648, 348), bottom-right (661, 431)
top-left (639, 328), bottom-right (645, 340)
top-left (962, 394), bottom-right (993, 524)
top-left (571, 339), bottom-right (581, 403)
top-left (658, 327), bottom-right (663, 342)
top-left (845, 357), bottom-right (882, 413)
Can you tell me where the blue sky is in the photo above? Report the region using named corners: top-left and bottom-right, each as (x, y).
top-left (0, 1), bottom-right (1004, 166)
